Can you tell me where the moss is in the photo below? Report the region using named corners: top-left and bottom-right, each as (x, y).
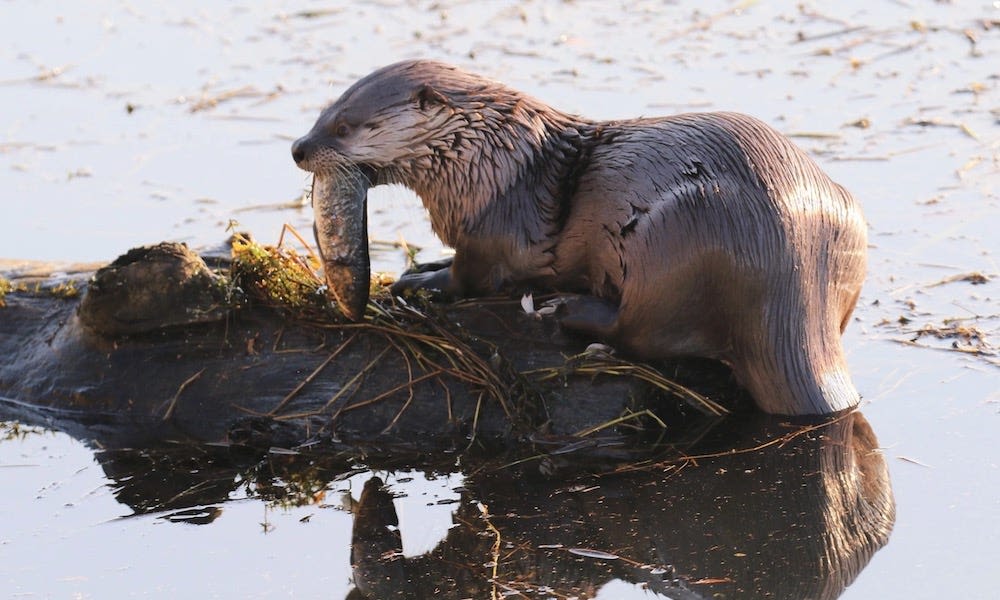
top-left (0, 278), bottom-right (31, 307)
top-left (0, 276), bottom-right (81, 307)
top-left (47, 280), bottom-right (80, 299)
top-left (230, 233), bottom-right (331, 317)
top-left (229, 233), bottom-right (394, 321)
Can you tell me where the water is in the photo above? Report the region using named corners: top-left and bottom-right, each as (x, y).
top-left (2, 1), bottom-right (998, 598)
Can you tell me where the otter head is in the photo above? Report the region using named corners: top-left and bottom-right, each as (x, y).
top-left (291, 60), bottom-right (475, 181)
top-left (292, 60), bottom-right (568, 246)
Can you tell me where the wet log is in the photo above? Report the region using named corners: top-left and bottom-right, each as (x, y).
top-left (0, 243), bottom-right (747, 452)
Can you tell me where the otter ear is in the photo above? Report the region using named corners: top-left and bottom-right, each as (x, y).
top-left (413, 84), bottom-right (448, 110)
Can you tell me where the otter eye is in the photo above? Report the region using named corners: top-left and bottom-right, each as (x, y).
top-left (335, 123), bottom-right (350, 137)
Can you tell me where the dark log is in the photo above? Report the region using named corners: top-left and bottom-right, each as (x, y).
top-left (0, 243), bottom-right (748, 452)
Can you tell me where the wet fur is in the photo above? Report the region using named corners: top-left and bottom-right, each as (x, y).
top-left (292, 60), bottom-right (868, 416)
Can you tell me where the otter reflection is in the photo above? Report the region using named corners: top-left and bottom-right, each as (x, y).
top-left (81, 410), bottom-right (893, 598)
top-left (348, 412), bottom-right (894, 600)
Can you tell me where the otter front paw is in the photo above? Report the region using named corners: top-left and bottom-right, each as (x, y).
top-left (391, 261), bottom-right (456, 298)
top-left (557, 295), bottom-right (620, 339)
top-left (401, 257), bottom-right (453, 275)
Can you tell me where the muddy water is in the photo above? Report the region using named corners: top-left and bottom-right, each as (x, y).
top-left (1, 1), bottom-right (998, 598)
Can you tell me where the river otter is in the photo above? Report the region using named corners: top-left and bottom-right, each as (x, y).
top-left (291, 59), bottom-right (868, 416)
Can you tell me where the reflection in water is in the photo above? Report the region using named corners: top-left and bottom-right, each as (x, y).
top-left (82, 412), bottom-right (893, 599)
top-left (98, 445), bottom-right (243, 521)
top-left (94, 443), bottom-right (365, 524)
top-left (348, 413), bottom-right (895, 599)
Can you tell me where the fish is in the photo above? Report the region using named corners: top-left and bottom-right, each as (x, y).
top-left (310, 167), bottom-right (371, 321)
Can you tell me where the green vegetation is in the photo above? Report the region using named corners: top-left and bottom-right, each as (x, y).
top-left (228, 231), bottom-right (396, 321)
top-left (47, 280), bottom-right (79, 299)
top-left (230, 232), bottom-right (329, 315)
top-left (0, 276), bottom-right (79, 307)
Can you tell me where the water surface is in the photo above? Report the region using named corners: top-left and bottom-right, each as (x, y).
top-left (2, 1), bottom-right (998, 598)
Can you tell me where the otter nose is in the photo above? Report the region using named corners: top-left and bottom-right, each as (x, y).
top-left (291, 137), bottom-right (310, 164)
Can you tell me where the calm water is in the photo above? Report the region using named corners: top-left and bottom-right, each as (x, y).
top-left (2, 1), bottom-right (998, 598)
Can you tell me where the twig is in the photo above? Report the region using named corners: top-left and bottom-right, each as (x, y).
top-left (526, 355), bottom-right (726, 416)
top-left (323, 347), bottom-right (392, 417)
top-left (276, 223), bottom-right (323, 270)
top-left (441, 378), bottom-right (454, 422)
top-left (794, 25), bottom-right (868, 43)
top-left (926, 271), bottom-right (990, 287)
top-left (268, 333), bottom-right (357, 415)
top-left (478, 501), bottom-right (502, 600)
top-left (276, 346), bottom-right (392, 421)
top-left (379, 341), bottom-right (419, 434)
top-left (897, 455), bottom-right (932, 468)
top-left (467, 392), bottom-right (485, 449)
top-left (188, 85), bottom-right (261, 112)
top-left (340, 369), bottom-right (444, 415)
top-left (663, 1), bottom-right (759, 40)
top-left (162, 368), bottom-right (205, 420)
top-left (573, 409), bottom-right (668, 438)
top-left (649, 409), bottom-right (858, 467)
top-left (890, 338), bottom-right (996, 360)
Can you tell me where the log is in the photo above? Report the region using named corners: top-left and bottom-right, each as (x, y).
top-left (0, 242), bottom-right (748, 453)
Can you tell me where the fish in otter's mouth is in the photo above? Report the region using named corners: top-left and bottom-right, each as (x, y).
top-left (307, 166), bottom-right (371, 321)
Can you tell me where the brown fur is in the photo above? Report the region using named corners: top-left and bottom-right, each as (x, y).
top-left (292, 60), bottom-right (868, 416)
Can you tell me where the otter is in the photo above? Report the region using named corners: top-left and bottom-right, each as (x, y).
top-left (291, 59), bottom-right (868, 416)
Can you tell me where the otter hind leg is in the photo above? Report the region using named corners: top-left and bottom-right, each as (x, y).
top-left (557, 295), bottom-right (620, 340)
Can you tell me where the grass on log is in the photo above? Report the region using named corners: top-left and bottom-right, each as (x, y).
top-left (228, 226), bottom-right (726, 438)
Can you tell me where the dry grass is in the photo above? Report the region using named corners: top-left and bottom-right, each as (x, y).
top-left (525, 352), bottom-right (727, 417)
top-left (227, 227), bottom-right (726, 436)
